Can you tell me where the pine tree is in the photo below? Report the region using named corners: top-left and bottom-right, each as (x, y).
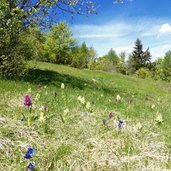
top-left (131, 38), bottom-right (152, 71)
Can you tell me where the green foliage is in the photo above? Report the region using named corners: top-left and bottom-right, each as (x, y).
top-left (95, 49), bottom-right (119, 72)
top-left (87, 46), bottom-right (97, 69)
top-left (95, 57), bottom-right (116, 72)
top-left (107, 48), bottom-right (119, 65)
top-left (117, 51), bottom-right (127, 74)
top-left (71, 46), bottom-right (86, 68)
top-left (0, 54), bottom-right (26, 79)
top-left (0, 0), bottom-right (97, 78)
top-left (152, 58), bottom-right (164, 80)
top-left (162, 51), bottom-right (171, 81)
top-left (71, 43), bottom-right (97, 69)
top-left (44, 22), bottom-right (76, 64)
top-left (135, 68), bottom-right (151, 79)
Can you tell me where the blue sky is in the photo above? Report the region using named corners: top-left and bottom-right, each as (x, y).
top-left (68, 0), bottom-right (171, 60)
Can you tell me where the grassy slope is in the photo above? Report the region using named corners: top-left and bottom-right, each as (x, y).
top-left (0, 61), bottom-right (171, 170)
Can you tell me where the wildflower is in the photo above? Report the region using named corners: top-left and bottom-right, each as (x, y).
top-left (101, 94), bottom-right (104, 97)
top-left (39, 106), bottom-right (44, 111)
top-left (24, 95), bottom-right (32, 107)
top-left (27, 88), bottom-right (32, 93)
top-left (81, 112), bottom-right (88, 116)
top-left (80, 97), bottom-right (85, 104)
top-left (77, 96), bottom-right (82, 101)
top-left (103, 118), bottom-right (107, 125)
top-left (24, 148), bottom-right (35, 159)
top-left (118, 120), bottom-right (123, 129)
top-left (145, 96), bottom-right (149, 101)
top-left (44, 104), bottom-right (48, 113)
top-left (61, 83), bottom-right (65, 89)
top-left (151, 104), bottom-right (155, 109)
top-left (129, 98), bottom-right (133, 103)
top-left (109, 112), bottom-right (113, 118)
top-left (136, 122), bottom-right (142, 130)
top-left (86, 102), bottom-right (91, 110)
top-left (54, 92), bottom-right (58, 97)
top-left (155, 113), bottom-right (163, 123)
top-left (39, 112), bottom-right (45, 123)
top-left (35, 93), bottom-right (40, 101)
top-left (37, 83), bottom-right (42, 89)
top-left (92, 78), bottom-right (96, 83)
top-left (64, 108), bottom-right (69, 115)
top-left (21, 118), bottom-right (26, 122)
top-left (27, 163), bottom-right (35, 170)
top-left (115, 95), bottom-right (121, 103)
top-left (24, 153), bottom-right (32, 159)
top-left (44, 86), bottom-right (47, 89)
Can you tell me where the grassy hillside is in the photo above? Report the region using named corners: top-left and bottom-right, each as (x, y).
top-left (0, 61), bottom-right (171, 171)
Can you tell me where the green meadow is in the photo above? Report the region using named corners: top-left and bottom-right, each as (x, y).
top-left (0, 61), bottom-right (171, 171)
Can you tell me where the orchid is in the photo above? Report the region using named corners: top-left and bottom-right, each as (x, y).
top-left (86, 102), bottom-right (91, 110)
top-left (109, 112), bottom-right (113, 118)
top-left (61, 83), bottom-right (65, 89)
top-left (115, 95), bottom-right (121, 103)
top-left (24, 95), bottom-right (32, 107)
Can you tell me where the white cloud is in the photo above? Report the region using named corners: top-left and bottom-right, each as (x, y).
top-left (159, 23), bottom-right (171, 33)
top-left (78, 34), bottom-right (120, 38)
top-left (71, 18), bottom-right (171, 59)
top-left (114, 46), bottom-right (133, 54)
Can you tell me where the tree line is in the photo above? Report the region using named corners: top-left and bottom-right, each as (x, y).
top-left (0, 0), bottom-right (170, 81)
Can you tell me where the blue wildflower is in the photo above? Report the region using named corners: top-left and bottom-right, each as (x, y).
top-left (21, 118), bottom-right (26, 122)
top-left (24, 153), bottom-right (32, 159)
top-left (27, 148), bottom-right (35, 155)
top-left (118, 120), bottom-right (123, 129)
top-left (103, 118), bottom-right (107, 125)
top-left (24, 148), bottom-right (35, 159)
top-left (28, 163), bottom-right (35, 170)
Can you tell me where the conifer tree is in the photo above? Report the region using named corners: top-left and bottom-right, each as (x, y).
top-left (131, 38), bottom-right (152, 71)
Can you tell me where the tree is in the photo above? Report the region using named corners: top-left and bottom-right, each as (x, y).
top-left (106, 48), bottom-right (119, 66)
top-left (0, 0), bottom-right (97, 78)
top-left (117, 51), bottom-right (126, 74)
top-left (95, 57), bottom-right (115, 72)
top-left (87, 46), bottom-right (97, 70)
top-left (153, 58), bottom-right (164, 80)
top-left (162, 51), bottom-right (171, 81)
top-left (44, 22), bottom-right (76, 64)
top-left (131, 38), bottom-right (152, 72)
top-left (71, 46), bottom-right (86, 68)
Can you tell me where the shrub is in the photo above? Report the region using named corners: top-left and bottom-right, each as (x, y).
top-left (135, 68), bottom-right (151, 79)
top-left (0, 54), bottom-right (26, 79)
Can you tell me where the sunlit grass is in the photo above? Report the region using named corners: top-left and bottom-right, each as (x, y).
top-left (0, 61), bottom-right (171, 170)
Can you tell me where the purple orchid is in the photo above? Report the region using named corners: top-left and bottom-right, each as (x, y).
top-left (24, 95), bottom-right (32, 107)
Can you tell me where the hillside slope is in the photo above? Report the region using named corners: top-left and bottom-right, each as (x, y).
top-left (0, 62), bottom-right (171, 170)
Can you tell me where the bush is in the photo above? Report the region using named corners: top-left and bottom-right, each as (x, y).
top-left (135, 68), bottom-right (151, 79)
top-left (0, 54), bottom-right (26, 79)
